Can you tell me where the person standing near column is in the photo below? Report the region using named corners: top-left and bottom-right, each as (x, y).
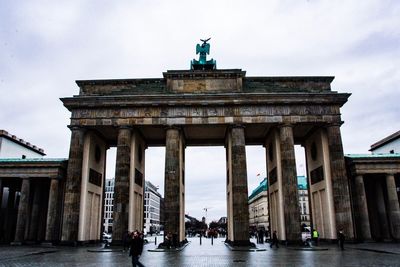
top-left (338, 229), bottom-right (345, 250)
top-left (270, 230), bottom-right (279, 249)
top-left (129, 231), bottom-right (145, 267)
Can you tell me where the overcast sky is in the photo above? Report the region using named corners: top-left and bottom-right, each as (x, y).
top-left (1, 0), bottom-right (399, 222)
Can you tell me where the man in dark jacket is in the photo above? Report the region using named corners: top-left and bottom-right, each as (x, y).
top-left (338, 229), bottom-right (345, 250)
top-left (270, 230), bottom-right (279, 248)
top-left (129, 231), bottom-right (145, 267)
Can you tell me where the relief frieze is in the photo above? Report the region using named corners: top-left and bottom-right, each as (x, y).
top-left (71, 105), bottom-right (339, 122)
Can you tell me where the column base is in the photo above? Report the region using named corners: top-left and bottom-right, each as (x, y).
top-left (59, 240), bottom-right (80, 246)
top-left (225, 239), bottom-right (255, 247)
top-left (10, 241), bottom-right (23, 246)
top-left (157, 238), bottom-right (188, 249)
top-left (41, 242), bottom-right (57, 247)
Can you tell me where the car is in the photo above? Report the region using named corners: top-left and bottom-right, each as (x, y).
top-left (102, 232), bottom-right (112, 243)
top-left (301, 227), bottom-right (311, 244)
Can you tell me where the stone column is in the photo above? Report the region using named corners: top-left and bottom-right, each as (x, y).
top-left (28, 182), bottom-right (41, 241)
top-left (45, 179), bottom-right (60, 242)
top-left (112, 127), bottom-right (132, 244)
top-left (0, 178), bottom-right (3, 224)
top-left (279, 124), bottom-right (301, 242)
top-left (0, 178), bottom-right (3, 212)
top-left (354, 175), bottom-right (371, 240)
top-left (376, 180), bottom-right (390, 239)
top-left (230, 126), bottom-right (250, 245)
top-left (326, 124), bottom-right (354, 239)
top-left (61, 127), bottom-right (85, 243)
top-left (13, 178), bottom-right (31, 244)
top-left (4, 187), bottom-right (16, 242)
top-left (164, 127), bottom-right (184, 244)
top-left (386, 174), bottom-right (400, 240)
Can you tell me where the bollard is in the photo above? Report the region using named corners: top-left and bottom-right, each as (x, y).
top-left (200, 235), bottom-right (202, 245)
top-left (211, 235), bottom-right (214, 245)
top-left (155, 236), bottom-right (157, 246)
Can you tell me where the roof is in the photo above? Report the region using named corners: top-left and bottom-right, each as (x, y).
top-left (249, 176), bottom-right (309, 201)
top-left (0, 130), bottom-right (45, 155)
top-left (345, 153), bottom-right (400, 159)
top-left (249, 178), bottom-right (268, 201)
top-left (0, 158), bottom-right (67, 163)
top-left (370, 130), bottom-right (400, 151)
top-left (297, 176), bottom-right (308, 190)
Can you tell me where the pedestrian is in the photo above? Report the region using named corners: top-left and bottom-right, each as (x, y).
top-left (123, 230), bottom-right (131, 252)
top-left (312, 229), bottom-right (319, 246)
top-left (338, 229), bottom-right (345, 250)
top-left (129, 230), bottom-right (145, 267)
top-left (258, 229), bottom-right (265, 244)
top-left (270, 230), bottom-right (279, 248)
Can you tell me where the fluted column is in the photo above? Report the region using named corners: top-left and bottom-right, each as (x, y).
top-left (4, 187), bottom-right (16, 242)
top-left (112, 127), bottom-right (132, 244)
top-left (386, 174), bottom-right (400, 240)
top-left (45, 179), bottom-right (60, 242)
top-left (13, 178), bottom-right (31, 244)
top-left (354, 175), bottom-right (371, 240)
top-left (0, 179), bottom-right (3, 223)
top-left (229, 126), bottom-right (250, 245)
top-left (28, 183), bottom-right (41, 241)
top-left (326, 124), bottom-right (354, 239)
top-left (225, 125), bottom-right (251, 245)
top-left (61, 127), bottom-right (85, 243)
top-left (164, 127), bottom-right (184, 244)
top-left (279, 124), bottom-right (301, 242)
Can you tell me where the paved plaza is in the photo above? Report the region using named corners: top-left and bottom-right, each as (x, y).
top-left (0, 237), bottom-right (399, 266)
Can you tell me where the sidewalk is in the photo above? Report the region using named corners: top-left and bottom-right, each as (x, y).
top-left (0, 237), bottom-right (399, 266)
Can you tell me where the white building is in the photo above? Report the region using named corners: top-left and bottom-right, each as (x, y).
top-left (0, 130), bottom-right (46, 211)
top-left (103, 178), bottom-right (114, 233)
top-left (0, 130), bottom-right (45, 158)
top-left (248, 176), bottom-right (310, 233)
top-left (144, 180), bottom-right (161, 235)
top-left (370, 130), bottom-right (400, 154)
top-left (297, 176), bottom-right (310, 227)
top-left (249, 178), bottom-right (269, 231)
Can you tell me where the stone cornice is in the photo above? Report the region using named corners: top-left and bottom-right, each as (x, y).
top-left (163, 69), bottom-right (246, 79)
top-left (76, 78), bottom-right (164, 87)
top-left (0, 159), bottom-right (68, 179)
top-left (345, 156), bottom-right (400, 175)
top-left (61, 92), bottom-right (351, 110)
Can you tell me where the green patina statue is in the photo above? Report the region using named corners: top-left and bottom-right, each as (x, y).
top-left (191, 38), bottom-right (217, 70)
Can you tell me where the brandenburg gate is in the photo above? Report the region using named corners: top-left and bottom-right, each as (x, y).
top-left (60, 40), bottom-right (354, 245)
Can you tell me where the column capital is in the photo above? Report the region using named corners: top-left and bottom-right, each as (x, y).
top-left (227, 123), bottom-right (246, 133)
top-left (326, 121), bottom-right (344, 127)
top-left (117, 125), bottom-right (133, 132)
top-left (278, 123), bottom-right (293, 129)
top-left (67, 125), bottom-right (86, 132)
top-left (164, 125), bottom-right (182, 131)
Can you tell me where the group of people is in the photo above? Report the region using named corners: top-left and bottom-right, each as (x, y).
top-left (269, 228), bottom-right (346, 250)
top-left (122, 227), bottom-right (346, 266)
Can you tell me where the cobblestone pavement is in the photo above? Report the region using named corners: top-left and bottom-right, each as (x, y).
top-left (0, 237), bottom-right (399, 266)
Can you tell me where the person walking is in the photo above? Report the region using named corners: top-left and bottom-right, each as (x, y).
top-left (123, 230), bottom-right (131, 252)
top-left (258, 229), bottom-right (265, 244)
top-left (312, 229), bottom-right (319, 246)
top-left (129, 231), bottom-right (145, 267)
top-left (338, 229), bottom-right (345, 250)
top-left (270, 230), bottom-right (279, 248)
